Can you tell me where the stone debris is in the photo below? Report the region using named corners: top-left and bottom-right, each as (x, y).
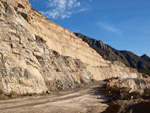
top-left (106, 77), bottom-right (150, 99)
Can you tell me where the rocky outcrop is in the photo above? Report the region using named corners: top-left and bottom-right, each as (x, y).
top-left (106, 77), bottom-right (150, 98)
top-left (0, 0), bottom-right (144, 95)
top-left (104, 77), bottom-right (150, 113)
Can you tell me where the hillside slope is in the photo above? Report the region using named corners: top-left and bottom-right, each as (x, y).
top-left (75, 33), bottom-right (150, 76)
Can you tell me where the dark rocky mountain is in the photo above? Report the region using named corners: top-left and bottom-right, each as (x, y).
top-left (141, 54), bottom-right (150, 62)
top-left (75, 33), bottom-right (150, 76)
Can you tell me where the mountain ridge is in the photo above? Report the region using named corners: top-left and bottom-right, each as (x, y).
top-left (75, 33), bottom-right (150, 76)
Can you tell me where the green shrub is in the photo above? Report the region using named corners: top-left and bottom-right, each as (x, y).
top-left (22, 93), bottom-right (33, 96)
top-left (0, 95), bottom-right (5, 100)
top-left (9, 91), bottom-right (18, 98)
top-left (0, 89), bottom-right (5, 100)
top-left (0, 89), bottom-right (3, 95)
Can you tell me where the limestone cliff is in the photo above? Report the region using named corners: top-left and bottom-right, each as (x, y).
top-left (0, 0), bottom-right (143, 94)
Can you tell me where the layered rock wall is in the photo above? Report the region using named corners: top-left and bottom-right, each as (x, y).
top-left (29, 10), bottom-right (107, 67)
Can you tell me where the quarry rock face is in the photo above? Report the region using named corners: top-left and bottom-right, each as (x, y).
top-left (0, 0), bottom-right (144, 94)
top-left (0, 0), bottom-right (92, 94)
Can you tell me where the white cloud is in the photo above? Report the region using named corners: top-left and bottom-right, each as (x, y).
top-left (40, 0), bottom-right (87, 19)
top-left (97, 22), bottom-right (122, 35)
top-left (77, 8), bottom-right (87, 12)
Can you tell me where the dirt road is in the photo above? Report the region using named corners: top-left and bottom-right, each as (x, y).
top-left (0, 81), bottom-right (108, 113)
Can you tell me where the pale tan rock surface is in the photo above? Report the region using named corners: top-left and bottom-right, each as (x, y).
top-left (0, 0), bottom-right (143, 94)
top-left (87, 61), bottom-right (142, 80)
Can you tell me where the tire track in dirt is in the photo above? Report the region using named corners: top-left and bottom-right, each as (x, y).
top-left (0, 81), bottom-right (108, 113)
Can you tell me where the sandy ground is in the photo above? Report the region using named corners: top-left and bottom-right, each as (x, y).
top-left (0, 81), bottom-right (108, 113)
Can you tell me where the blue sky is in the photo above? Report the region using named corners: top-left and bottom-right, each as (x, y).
top-left (29, 0), bottom-right (150, 57)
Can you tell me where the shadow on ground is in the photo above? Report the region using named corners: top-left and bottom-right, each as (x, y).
top-left (88, 81), bottom-right (111, 104)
